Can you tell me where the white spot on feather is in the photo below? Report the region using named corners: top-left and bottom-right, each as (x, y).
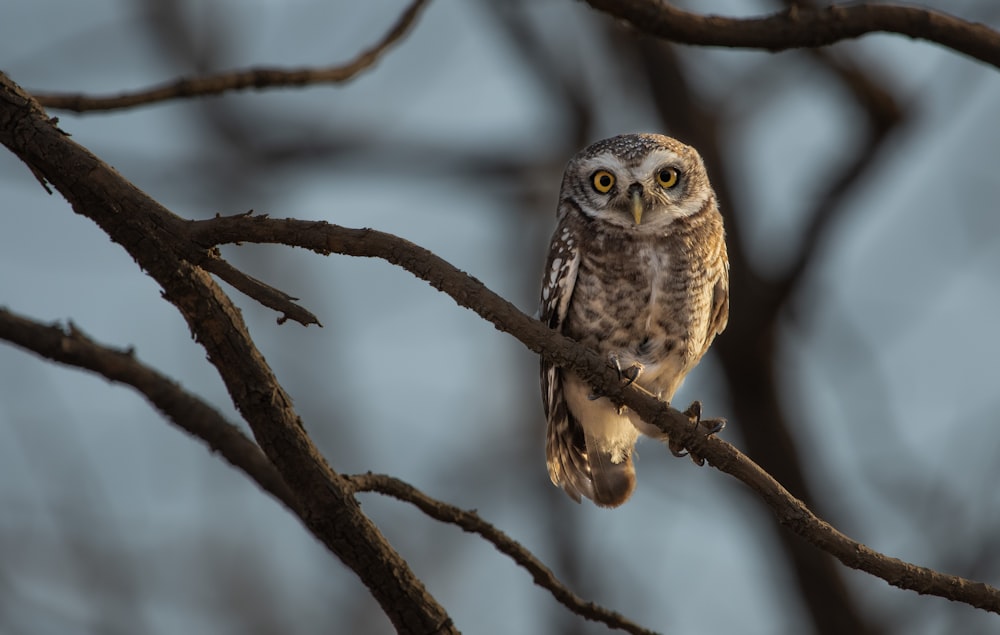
top-left (549, 258), bottom-right (563, 286)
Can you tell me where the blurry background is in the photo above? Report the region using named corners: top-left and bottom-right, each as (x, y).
top-left (2, 1), bottom-right (1000, 633)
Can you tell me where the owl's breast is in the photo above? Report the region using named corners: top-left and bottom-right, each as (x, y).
top-left (565, 241), bottom-right (713, 399)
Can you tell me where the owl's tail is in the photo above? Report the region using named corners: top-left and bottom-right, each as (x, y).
top-left (584, 432), bottom-right (636, 508)
top-left (545, 405), bottom-right (636, 507)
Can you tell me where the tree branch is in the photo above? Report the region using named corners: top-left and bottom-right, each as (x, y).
top-left (32, 0), bottom-right (431, 113)
top-left (196, 241), bottom-right (322, 326)
top-left (583, 1), bottom-right (1000, 70)
top-left (0, 307), bottom-right (299, 513)
top-left (348, 473), bottom-right (659, 635)
top-left (0, 71), bottom-right (456, 634)
top-left (0, 306), bottom-right (655, 633)
top-left (187, 211), bottom-right (1000, 615)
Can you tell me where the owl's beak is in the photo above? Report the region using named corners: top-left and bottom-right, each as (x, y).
top-left (629, 185), bottom-right (644, 224)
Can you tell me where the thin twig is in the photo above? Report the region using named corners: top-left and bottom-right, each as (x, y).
top-left (199, 249), bottom-right (322, 326)
top-left (348, 473), bottom-right (659, 635)
top-left (33, 0), bottom-right (432, 112)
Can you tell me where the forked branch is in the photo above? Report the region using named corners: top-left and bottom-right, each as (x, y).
top-left (0, 306), bottom-right (654, 635)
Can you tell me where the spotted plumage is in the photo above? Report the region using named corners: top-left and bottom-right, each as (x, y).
top-left (540, 133), bottom-right (729, 507)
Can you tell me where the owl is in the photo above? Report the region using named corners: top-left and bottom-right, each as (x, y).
top-left (540, 133), bottom-right (729, 508)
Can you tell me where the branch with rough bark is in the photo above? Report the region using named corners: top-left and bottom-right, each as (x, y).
top-left (2, 70), bottom-right (998, 617)
top-left (0, 306), bottom-right (653, 635)
top-left (1, 70), bottom-right (454, 635)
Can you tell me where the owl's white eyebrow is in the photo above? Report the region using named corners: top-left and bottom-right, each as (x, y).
top-left (578, 150), bottom-right (684, 179)
top-left (635, 150), bottom-right (684, 175)
top-left (577, 156), bottom-right (629, 176)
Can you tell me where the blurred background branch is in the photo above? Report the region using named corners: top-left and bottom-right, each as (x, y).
top-left (584, 1), bottom-right (1000, 69)
top-left (31, 0), bottom-right (431, 112)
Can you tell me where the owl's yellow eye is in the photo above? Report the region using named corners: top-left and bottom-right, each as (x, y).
top-left (591, 170), bottom-right (615, 194)
top-left (656, 167), bottom-right (679, 188)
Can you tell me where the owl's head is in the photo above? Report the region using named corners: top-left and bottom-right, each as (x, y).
top-left (561, 133), bottom-right (714, 230)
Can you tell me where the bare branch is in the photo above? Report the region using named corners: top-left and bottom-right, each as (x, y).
top-left (0, 71), bottom-right (456, 634)
top-left (32, 0), bottom-right (431, 113)
top-left (348, 473), bottom-right (659, 635)
top-left (583, 1), bottom-right (1000, 70)
top-left (0, 307), bottom-right (299, 513)
top-left (0, 303), bottom-right (652, 633)
top-left (198, 244), bottom-right (322, 326)
top-left (187, 211), bottom-right (1000, 615)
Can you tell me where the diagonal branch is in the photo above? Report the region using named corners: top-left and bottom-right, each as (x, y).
top-left (0, 71), bottom-right (456, 634)
top-left (348, 473), bottom-right (659, 635)
top-left (0, 307), bottom-right (299, 513)
top-left (32, 0), bottom-right (431, 113)
top-left (0, 306), bottom-right (653, 634)
top-left (583, 1), bottom-right (1000, 70)
top-left (188, 211), bottom-right (1000, 615)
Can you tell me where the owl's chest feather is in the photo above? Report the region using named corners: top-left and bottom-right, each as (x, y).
top-left (566, 239), bottom-right (709, 392)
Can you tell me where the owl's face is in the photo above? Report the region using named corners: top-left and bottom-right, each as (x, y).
top-left (561, 133), bottom-right (713, 231)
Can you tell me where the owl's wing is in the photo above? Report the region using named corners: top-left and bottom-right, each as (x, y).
top-left (539, 214), bottom-right (580, 333)
top-left (704, 245), bottom-right (730, 353)
top-left (701, 243), bottom-right (729, 355)
top-left (539, 212), bottom-right (593, 502)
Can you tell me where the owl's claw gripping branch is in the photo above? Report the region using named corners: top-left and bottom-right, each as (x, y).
top-left (683, 400), bottom-right (703, 422)
top-left (585, 354), bottom-right (645, 402)
top-left (669, 400), bottom-right (726, 464)
top-left (586, 355), bottom-right (647, 417)
top-left (610, 353), bottom-right (644, 388)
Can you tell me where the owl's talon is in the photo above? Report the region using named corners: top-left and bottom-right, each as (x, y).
top-left (621, 363), bottom-right (643, 387)
top-left (699, 418), bottom-right (727, 436)
top-left (668, 440), bottom-right (688, 458)
top-left (670, 401), bottom-right (725, 465)
top-left (685, 400), bottom-right (727, 435)
top-left (683, 400), bottom-right (703, 422)
top-left (609, 354), bottom-right (644, 387)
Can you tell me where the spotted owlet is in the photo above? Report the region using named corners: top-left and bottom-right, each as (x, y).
top-left (540, 133), bottom-right (729, 508)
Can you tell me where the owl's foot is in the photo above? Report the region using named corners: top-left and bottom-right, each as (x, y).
top-left (586, 355), bottom-right (646, 408)
top-left (684, 400), bottom-right (727, 435)
top-left (609, 353), bottom-right (643, 387)
top-left (669, 401), bottom-right (726, 465)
